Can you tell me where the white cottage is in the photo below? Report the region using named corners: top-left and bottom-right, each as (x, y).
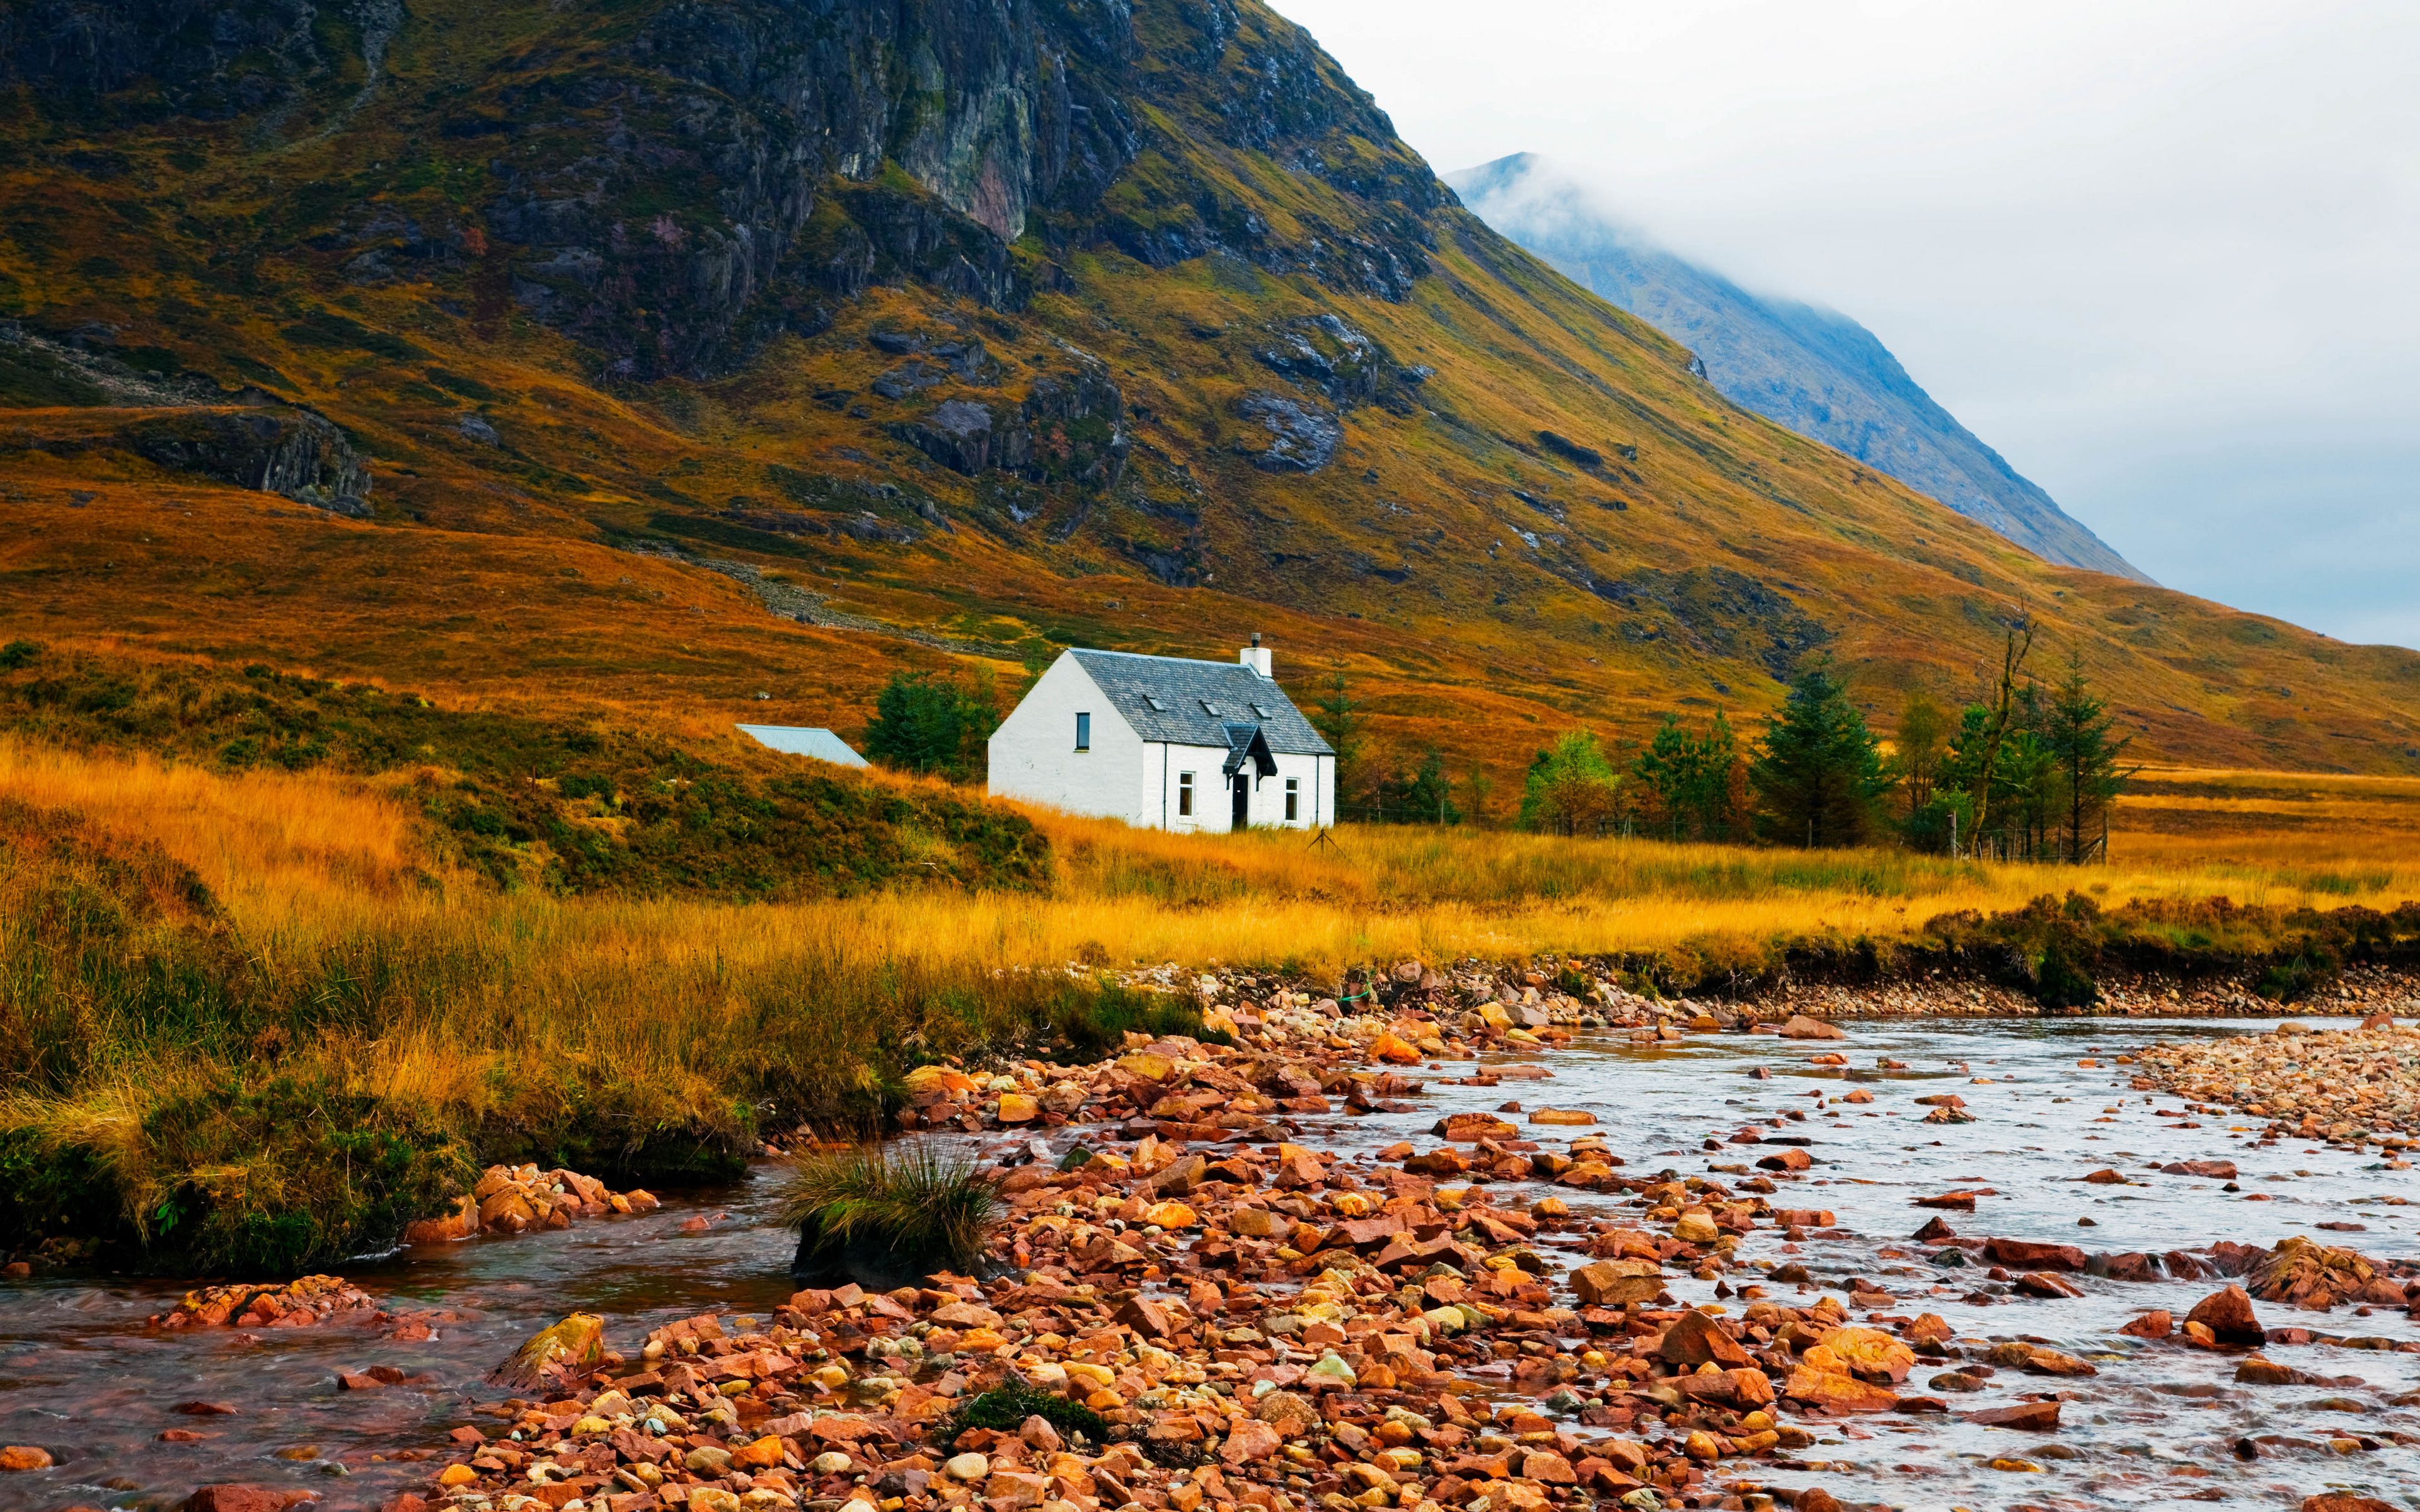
top-left (988, 639), bottom-right (1336, 832)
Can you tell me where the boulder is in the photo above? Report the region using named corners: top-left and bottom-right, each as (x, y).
top-left (2118, 1310), bottom-right (2173, 1339)
top-left (185, 1492), bottom-right (321, 1512)
top-left (1779, 1014), bottom-right (1848, 1040)
top-left (2185, 1285), bottom-right (2266, 1346)
top-left (1812, 1327), bottom-right (1914, 1382)
top-left (1656, 1310), bottom-right (1749, 1368)
top-left (1570, 1259), bottom-right (1662, 1307)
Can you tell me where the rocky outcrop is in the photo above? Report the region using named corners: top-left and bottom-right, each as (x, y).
top-left (1235, 391), bottom-right (1340, 472)
top-left (13, 1), bottom-right (1445, 383)
top-left (1252, 313), bottom-right (1424, 414)
top-left (25, 406), bottom-right (372, 516)
top-left (893, 367), bottom-right (1128, 489)
top-left (0, 0), bottom-right (333, 115)
top-left (1591, 565), bottom-right (1828, 680)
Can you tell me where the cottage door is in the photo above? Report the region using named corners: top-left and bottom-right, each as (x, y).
top-left (1231, 772), bottom-right (1249, 830)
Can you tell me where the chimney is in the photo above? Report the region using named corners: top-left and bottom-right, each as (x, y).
top-left (1241, 632), bottom-right (1272, 678)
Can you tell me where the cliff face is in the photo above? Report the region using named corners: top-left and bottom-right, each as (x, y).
top-left (1451, 153), bottom-right (2148, 584)
top-left (1, 0), bottom-right (2414, 778)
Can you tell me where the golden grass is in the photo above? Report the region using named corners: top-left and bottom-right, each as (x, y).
top-left (0, 734), bottom-right (430, 908)
top-left (11, 739), bottom-right (2419, 995)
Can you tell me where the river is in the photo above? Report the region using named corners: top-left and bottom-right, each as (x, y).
top-left (3, 1016), bottom-right (2414, 1511)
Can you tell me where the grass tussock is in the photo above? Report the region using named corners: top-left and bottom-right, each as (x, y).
top-left (782, 1145), bottom-right (1002, 1284)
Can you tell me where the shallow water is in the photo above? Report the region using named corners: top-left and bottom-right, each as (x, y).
top-left (0, 1177), bottom-right (800, 1510)
top-left (3, 1016), bottom-right (2415, 1511)
top-left (1296, 1014), bottom-right (2420, 1510)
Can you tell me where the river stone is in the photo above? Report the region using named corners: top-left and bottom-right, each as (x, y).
top-left (1656, 1310), bottom-right (1749, 1368)
top-left (1964, 1399), bottom-right (2061, 1430)
top-left (2186, 1285), bottom-right (2267, 1346)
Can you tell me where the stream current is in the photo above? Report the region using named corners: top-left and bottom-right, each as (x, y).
top-left (3, 1016), bottom-right (2416, 1511)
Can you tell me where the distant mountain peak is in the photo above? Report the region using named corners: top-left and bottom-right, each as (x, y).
top-left (1449, 153), bottom-right (2150, 584)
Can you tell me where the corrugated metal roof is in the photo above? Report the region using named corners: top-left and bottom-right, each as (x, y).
top-left (735, 725), bottom-right (868, 767)
top-left (1069, 650), bottom-right (1335, 755)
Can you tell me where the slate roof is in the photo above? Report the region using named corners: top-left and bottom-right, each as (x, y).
top-left (735, 725), bottom-right (868, 767)
top-left (1068, 650), bottom-right (1334, 756)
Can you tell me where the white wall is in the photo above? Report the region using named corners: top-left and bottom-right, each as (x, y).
top-left (987, 656), bottom-right (1146, 823)
top-left (1158, 745), bottom-right (1331, 833)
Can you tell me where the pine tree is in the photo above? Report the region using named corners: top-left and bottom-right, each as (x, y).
top-left (1399, 747), bottom-right (1460, 825)
top-left (1308, 668), bottom-right (1366, 820)
top-left (864, 670), bottom-right (993, 781)
top-left (1749, 667), bottom-right (1893, 847)
top-left (2046, 650), bottom-right (2133, 862)
top-left (1633, 711), bottom-right (1739, 840)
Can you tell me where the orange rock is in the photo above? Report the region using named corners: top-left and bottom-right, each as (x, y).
top-left (1783, 1366), bottom-right (1899, 1413)
top-left (1221, 1418), bottom-right (1281, 1464)
top-left (1370, 1033), bottom-right (1423, 1065)
top-left (1816, 1326), bottom-right (1916, 1382)
top-left (730, 1435), bottom-right (785, 1469)
top-left (996, 1093), bottom-right (1039, 1124)
top-left (0, 1446), bottom-right (54, 1472)
top-left (1570, 1259), bottom-right (1662, 1307)
top-left (1657, 1310), bottom-right (1749, 1369)
top-left (2185, 1285), bottom-right (2266, 1346)
top-left (2118, 1309), bottom-right (2173, 1339)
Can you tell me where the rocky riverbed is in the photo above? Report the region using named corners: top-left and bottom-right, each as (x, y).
top-left (6, 978), bottom-right (2420, 1512)
top-left (2129, 1018), bottom-right (2420, 1145)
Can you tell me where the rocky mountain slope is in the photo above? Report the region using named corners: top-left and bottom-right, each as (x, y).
top-left (1450, 153), bottom-right (2146, 583)
top-left (0, 0), bottom-right (2413, 784)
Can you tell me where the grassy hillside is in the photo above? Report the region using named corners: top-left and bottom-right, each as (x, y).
top-left (0, 0), bottom-right (2414, 794)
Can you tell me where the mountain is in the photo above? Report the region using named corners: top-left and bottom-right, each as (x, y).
top-left (0, 0), bottom-right (2414, 787)
top-left (1449, 153), bottom-right (2147, 583)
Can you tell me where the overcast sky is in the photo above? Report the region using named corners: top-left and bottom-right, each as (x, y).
top-left (1271, 0), bottom-right (2420, 648)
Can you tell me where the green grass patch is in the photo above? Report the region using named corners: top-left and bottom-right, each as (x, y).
top-left (947, 1382), bottom-right (1108, 1449)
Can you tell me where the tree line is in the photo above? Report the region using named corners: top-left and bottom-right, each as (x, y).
top-left (1315, 633), bottom-right (2133, 857)
top-left (848, 631), bottom-right (2133, 858)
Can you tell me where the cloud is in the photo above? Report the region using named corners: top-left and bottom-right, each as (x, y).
top-left (1274, 0), bottom-right (2420, 645)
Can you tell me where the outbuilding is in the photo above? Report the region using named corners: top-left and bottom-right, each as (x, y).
top-left (987, 638), bottom-right (1335, 832)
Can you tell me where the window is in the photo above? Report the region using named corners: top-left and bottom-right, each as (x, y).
top-left (1250, 703), bottom-right (1272, 720)
top-left (1142, 694), bottom-right (1165, 712)
top-left (1177, 772), bottom-right (1194, 817)
top-left (1285, 777), bottom-right (1299, 822)
top-left (1199, 699), bottom-right (1221, 716)
top-left (1075, 712), bottom-right (1090, 751)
